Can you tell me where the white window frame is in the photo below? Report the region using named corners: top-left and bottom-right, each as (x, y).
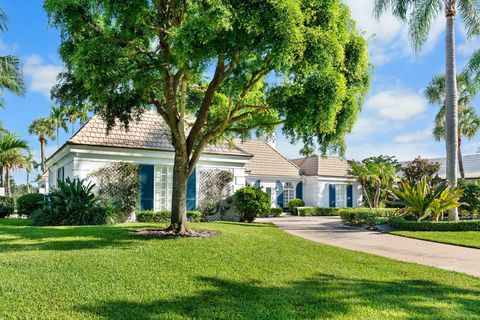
top-left (335, 184), bottom-right (347, 208)
top-left (154, 165), bottom-right (173, 211)
top-left (283, 182), bottom-right (295, 207)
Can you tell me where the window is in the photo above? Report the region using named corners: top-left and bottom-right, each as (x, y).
top-left (335, 185), bottom-right (347, 208)
top-left (283, 182), bottom-right (294, 206)
top-left (57, 167), bottom-right (65, 184)
top-left (155, 166), bottom-right (173, 211)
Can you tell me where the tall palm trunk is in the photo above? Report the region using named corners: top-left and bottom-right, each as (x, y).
top-left (0, 166), bottom-right (3, 188)
top-left (458, 136), bottom-right (465, 179)
top-left (56, 126), bottom-right (60, 149)
top-left (5, 166), bottom-right (10, 196)
top-left (26, 170), bottom-right (30, 193)
top-left (40, 136), bottom-right (46, 172)
top-left (445, 3), bottom-right (459, 221)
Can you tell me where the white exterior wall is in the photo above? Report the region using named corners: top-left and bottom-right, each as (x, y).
top-left (245, 176), bottom-right (302, 208)
top-left (303, 176), bottom-right (362, 208)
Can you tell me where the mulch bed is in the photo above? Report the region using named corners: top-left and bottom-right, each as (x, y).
top-left (130, 228), bottom-right (221, 239)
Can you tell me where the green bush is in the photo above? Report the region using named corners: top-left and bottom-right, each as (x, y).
top-left (288, 198), bottom-right (305, 214)
top-left (187, 210), bottom-right (203, 222)
top-left (297, 207), bottom-right (341, 216)
top-left (459, 181), bottom-right (480, 216)
top-left (0, 196), bottom-right (15, 218)
top-left (269, 207), bottom-right (283, 217)
top-left (137, 210), bottom-right (171, 223)
top-left (31, 178), bottom-right (106, 226)
top-left (234, 186), bottom-right (270, 223)
top-left (340, 208), bottom-right (399, 227)
top-left (16, 193), bottom-right (45, 217)
top-left (388, 217), bottom-right (480, 231)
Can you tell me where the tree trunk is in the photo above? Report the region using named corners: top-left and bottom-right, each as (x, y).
top-left (361, 183), bottom-right (373, 209)
top-left (56, 126), bottom-right (60, 149)
top-left (40, 138), bottom-right (46, 173)
top-left (27, 171), bottom-right (30, 193)
top-left (445, 7), bottom-right (459, 221)
top-left (458, 137), bottom-right (465, 179)
top-left (5, 166), bottom-right (10, 197)
top-left (0, 166), bottom-right (3, 188)
top-left (169, 151), bottom-right (191, 234)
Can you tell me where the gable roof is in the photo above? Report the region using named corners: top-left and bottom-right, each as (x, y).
top-left (67, 110), bottom-right (250, 157)
top-left (428, 153), bottom-right (480, 179)
top-left (291, 156), bottom-right (351, 177)
top-left (235, 140), bottom-right (300, 177)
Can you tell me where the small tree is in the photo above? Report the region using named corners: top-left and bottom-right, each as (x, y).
top-left (402, 157), bottom-right (441, 183)
top-left (46, 0), bottom-right (370, 234)
top-left (459, 181), bottom-right (480, 218)
top-left (234, 186), bottom-right (270, 223)
top-left (288, 198), bottom-right (305, 215)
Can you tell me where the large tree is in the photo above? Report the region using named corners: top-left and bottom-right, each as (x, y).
top-left (425, 73), bottom-right (480, 178)
top-left (45, 0), bottom-right (370, 234)
top-left (374, 0), bottom-right (480, 221)
top-left (28, 118), bottom-right (56, 172)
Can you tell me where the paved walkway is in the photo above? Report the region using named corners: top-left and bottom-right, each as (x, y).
top-left (259, 216), bottom-right (480, 277)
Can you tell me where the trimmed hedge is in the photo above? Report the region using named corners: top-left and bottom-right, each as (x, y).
top-left (388, 217), bottom-right (480, 231)
top-left (340, 208), bottom-right (399, 227)
top-left (297, 207), bottom-right (341, 216)
top-left (288, 199), bottom-right (305, 214)
top-left (137, 210), bottom-right (204, 223)
top-left (16, 193), bottom-right (45, 217)
top-left (269, 207), bottom-right (283, 217)
top-left (0, 196), bottom-right (15, 218)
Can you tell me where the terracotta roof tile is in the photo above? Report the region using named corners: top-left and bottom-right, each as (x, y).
top-left (69, 110), bottom-right (250, 157)
top-left (291, 156), bottom-right (351, 177)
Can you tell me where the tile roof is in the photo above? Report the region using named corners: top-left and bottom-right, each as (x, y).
top-left (68, 110), bottom-right (250, 157)
top-left (427, 154), bottom-right (480, 179)
top-left (291, 156), bottom-right (351, 177)
top-left (235, 140), bottom-right (300, 177)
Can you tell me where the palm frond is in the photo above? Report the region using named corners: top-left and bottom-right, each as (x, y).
top-left (465, 48), bottom-right (480, 82)
top-left (425, 74), bottom-right (446, 105)
top-left (459, 0), bottom-right (480, 39)
top-left (0, 9), bottom-right (8, 32)
top-left (0, 55), bottom-right (25, 97)
top-left (408, 0), bottom-right (443, 51)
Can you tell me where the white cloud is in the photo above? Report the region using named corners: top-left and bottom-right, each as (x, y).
top-left (23, 54), bottom-right (62, 98)
top-left (344, 0), bottom-right (444, 65)
top-left (364, 89), bottom-right (428, 120)
top-left (394, 128), bottom-right (432, 143)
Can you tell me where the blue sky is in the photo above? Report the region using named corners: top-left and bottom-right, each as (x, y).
top-left (0, 0), bottom-right (479, 184)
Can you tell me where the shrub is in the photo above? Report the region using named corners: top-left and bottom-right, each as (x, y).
top-left (187, 210), bottom-right (203, 222)
top-left (340, 208), bottom-right (399, 227)
top-left (389, 217), bottom-right (480, 231)
top-left (459, 181), bottom-right (480, 216)
top-left (288, 198), bottom-right (305, 214)
top-left (269, 207), bottom-right (283, 217)
top-left (31, 178), bottom-right (105, 226)
top-left (234, 186), bottom-right (270, 223)
top-left (137, 210), bottom-right (171, 223)
top-left (16, 193), bottom-right (45, 217)
top-left (297, 207), bottom-right (341, 216)
top-left (0, 196), bottom-right (14, 218)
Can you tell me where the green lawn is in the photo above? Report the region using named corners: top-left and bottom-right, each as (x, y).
top-left (1, 220), bottom-right (480, 319)
top-left (391, 230), bottom-right (480, 249)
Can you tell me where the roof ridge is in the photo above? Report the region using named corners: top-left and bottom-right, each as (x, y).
top-left (258, 140), bottom-right (301, 170)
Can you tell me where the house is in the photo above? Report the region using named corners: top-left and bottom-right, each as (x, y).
top-left (45, 111), bottom-right (362, 214)
top-left (427, 154), bottom-right (480, 180)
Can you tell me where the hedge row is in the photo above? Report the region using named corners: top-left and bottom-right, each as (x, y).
top-left (340, 208), bottom-right (399, 227)
top-left (137, 210), bottom-right (203, 223)
top-left (297, 207), bottom-right (341, 216)
top-left (388, 217), bottom-right (480, 231)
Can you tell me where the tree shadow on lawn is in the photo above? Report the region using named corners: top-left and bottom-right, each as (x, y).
top-left (79, 273), bottom-right (480, 320)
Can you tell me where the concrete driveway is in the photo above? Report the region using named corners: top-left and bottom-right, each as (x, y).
top-left (259, 216), bottom-right (480, 277)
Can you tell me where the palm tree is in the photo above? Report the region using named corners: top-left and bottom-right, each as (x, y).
top-left (0, 8), bottom-right (24, 107)
top-left (24, 151), bottom-right (39, 193)
top-left (0, 132), bottom-right (28, 196)
top-left (349, 161), bottom-right (375, 209)
top-left (425, 73), bottom-right (480, 178)
top-left (66, 105), bottom-right (89, 133)
top-left (28, 118), bottom-right (56, 172)
top-left (49, 105), bottom-right (69, 149)
top-left (374, 0), bottom-right (480, 221)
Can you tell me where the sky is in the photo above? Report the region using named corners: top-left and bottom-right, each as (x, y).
top-left (0, 0), bottom-right (479, 184)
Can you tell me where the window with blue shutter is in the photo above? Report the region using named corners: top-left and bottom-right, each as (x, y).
top-left (139, 164), bottom-right (154, 211)
top-left (329, 184), bottom-right (336, 208)
top-left (347, 185), bottom-right (353, 208)
top-left (296, 182), bottom-right (303, 200)
top-left (254, 180), bottom-right (261, 188)
top-left (186, 169), bottom-right (196, 210)
top-left (276, 181), bottom-right (284, 207)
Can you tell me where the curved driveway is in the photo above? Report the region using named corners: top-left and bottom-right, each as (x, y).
top-left (259, 216), bottom-right (480, 277)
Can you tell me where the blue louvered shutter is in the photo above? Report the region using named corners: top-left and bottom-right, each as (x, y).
top-left (186, 169), bottom-right (196, 210)
top-left (254, 180), bottom-right (261, 188)
top-left (347, 185), bottom-right (353, 208)
top-left (276, 181), bottom-right (284, 207)
top-left (329, 184), bottom-right (336, 208)
top-left (296, 182), bottom-right (303, 200)
top-left (139, 165), bottom-right (154, 211)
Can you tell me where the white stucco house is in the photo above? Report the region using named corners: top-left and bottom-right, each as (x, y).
top-left (44, 111), bottom-right (362, 212)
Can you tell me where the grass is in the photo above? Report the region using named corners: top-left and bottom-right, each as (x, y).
top-left (391, 230), bottom-right (480, 249)
top-left (1, 219), bottom-right (480, 319)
